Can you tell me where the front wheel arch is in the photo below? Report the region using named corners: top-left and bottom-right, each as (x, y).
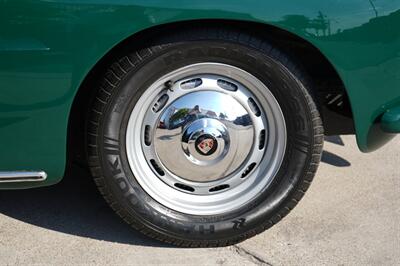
top-left (67, 19), bottom-right (352, 171)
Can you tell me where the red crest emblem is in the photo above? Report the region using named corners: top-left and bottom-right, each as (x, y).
top-left (197, 138), bottom-right (214, 154)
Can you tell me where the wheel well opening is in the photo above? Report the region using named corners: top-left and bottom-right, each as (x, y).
top-left (67, 19), bottom-right (355, 166)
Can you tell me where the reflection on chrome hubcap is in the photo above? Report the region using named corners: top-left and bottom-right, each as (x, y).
top-left (126, 63), bottom-right (286, 215)
top-left (154, 90), bottom-right (254, 183)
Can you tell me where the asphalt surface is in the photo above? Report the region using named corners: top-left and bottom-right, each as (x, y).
top-left (0, 135), bottom-right (398, 265)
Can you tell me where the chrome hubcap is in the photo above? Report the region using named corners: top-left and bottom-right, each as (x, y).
top-left (126, 63), bottom-right (286, 215)
top-left (154, 89), bottom-right (255, 184)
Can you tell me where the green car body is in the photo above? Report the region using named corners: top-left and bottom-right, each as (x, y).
top-left (0, 0), bottom-right (399, 189)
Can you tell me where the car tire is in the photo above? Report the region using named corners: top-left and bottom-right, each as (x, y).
top-left (86, 28), bottom-right (324, 247)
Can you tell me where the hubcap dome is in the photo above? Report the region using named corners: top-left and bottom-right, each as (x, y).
top-left (154, 91), bottom-right (254, 183)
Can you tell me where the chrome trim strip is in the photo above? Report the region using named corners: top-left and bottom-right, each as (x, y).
top-left (0, 171), bottom-right (47, 183)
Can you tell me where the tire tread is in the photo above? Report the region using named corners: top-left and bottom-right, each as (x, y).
top-left (86, 27), bottom-right (324, 247)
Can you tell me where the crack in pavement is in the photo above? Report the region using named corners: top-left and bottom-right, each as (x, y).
top-left (230, 245), bottom-right (273, 266)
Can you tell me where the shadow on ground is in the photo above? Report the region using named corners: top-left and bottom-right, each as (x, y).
top-left (324, 135), bottom-right (345, 146)
top-left (0, 164), bottom-right (168, 247)
top-left (0, 136), bottom-right (350, 246)
top-left (321, 151), bottom-right (351, 167)
top-left (321, 136), bottom-right (351, 167)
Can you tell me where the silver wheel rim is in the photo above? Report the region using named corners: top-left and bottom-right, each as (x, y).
top-left (126, 63), bottom-right (286, 215)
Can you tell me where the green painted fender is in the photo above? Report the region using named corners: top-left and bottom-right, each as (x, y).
top-left (0, 0), bottom-right (399, 188)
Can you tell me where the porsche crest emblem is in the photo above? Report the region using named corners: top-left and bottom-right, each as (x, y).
top-left (197, 138), bottom-right (215, 154)
top-left (195, 135), bottom-right (218, 156)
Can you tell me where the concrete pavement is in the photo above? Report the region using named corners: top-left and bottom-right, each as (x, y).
top-left (0, 135), bottom-right (398, 265)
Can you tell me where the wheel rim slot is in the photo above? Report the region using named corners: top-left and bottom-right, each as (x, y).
top-left (152, 94), bottom-right (169, 113)
top-left (150, 159), bottom-right (165, 176)
top-left (144, 125), bottom-right (152, 146)
top-left (174, 183), bottom-right (195, 192)
top-left (259, 129), bottom-right (266, 150)
top-left (217, 79), bottom-right (238, 91)
top-left (248, 97), bottom-right (261, 117)
top-left (209, 184), bottom-right (230, 192)
top-left (180, 78), bottom-right (202, 89)
top-left (241, 162), bottom-right (257, 178)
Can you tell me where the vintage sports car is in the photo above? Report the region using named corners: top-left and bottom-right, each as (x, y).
top-left (1, 1), bottom-right (399, 247)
